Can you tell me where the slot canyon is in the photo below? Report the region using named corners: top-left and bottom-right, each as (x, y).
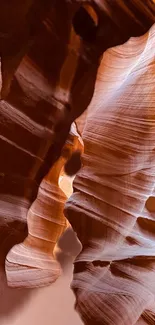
top-left (1, 1), bottom-right (155, 324)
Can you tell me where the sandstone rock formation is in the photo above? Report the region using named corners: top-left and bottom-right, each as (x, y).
top-left (1, 0), bottom-right (155, 324)
top-left (5, 123), bottom-right (83, 288)
top-left (65, 23), bottom-right (155, 325)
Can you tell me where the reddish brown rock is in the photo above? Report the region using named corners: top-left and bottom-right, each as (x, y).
top-left (0, 0), bottom-right (155, 323)
top-left (5, 123), bottom-right (83, 288)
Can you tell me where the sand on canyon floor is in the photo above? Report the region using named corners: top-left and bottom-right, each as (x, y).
top-left (0, 222), bottom-right (83, 325)
top-left (0, 256), bottom-right (83, 325)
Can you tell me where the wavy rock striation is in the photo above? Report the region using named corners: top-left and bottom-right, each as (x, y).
top-left (65, 24), bottom-right (155, 325)
top-left (0, 0), bottom-right (155, 321)
top-left (5, 123), bottom-right (83, 288)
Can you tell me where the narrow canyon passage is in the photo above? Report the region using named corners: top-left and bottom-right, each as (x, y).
top-left (1, 2), bottom-right (155, 325)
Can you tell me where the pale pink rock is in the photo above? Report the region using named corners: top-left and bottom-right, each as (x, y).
top-left (65, 24), bottom-right (155, 325)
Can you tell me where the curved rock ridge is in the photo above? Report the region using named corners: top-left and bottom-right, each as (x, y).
top-left (0, 0), bottom-right (155, 322)
top-left (64, 23), bottom-right (155, 325)
top-left (5, 122), bottom-right (83, 288)
top-left (1, 0), bottom-right (155, 232)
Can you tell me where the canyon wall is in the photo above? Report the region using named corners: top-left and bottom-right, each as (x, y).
top-left (0, 1), bottom-right (155, 324)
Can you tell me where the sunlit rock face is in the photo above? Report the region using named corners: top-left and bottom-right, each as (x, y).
top-left (0, 0), bottom-right (155, 323)
top-left (5, 122), bottom-right (83, 288)
top-left (0, 0), bottom-right (154, 228)
top-left (65, 23), bottom-right (155, 325)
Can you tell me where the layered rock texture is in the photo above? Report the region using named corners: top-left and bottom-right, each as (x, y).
top-left (65, 23), bottom-right (155, 325)
top-left (5, 123), bottom-right (83, 288)
top-left (1, 1), bottom-right (155, 325)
